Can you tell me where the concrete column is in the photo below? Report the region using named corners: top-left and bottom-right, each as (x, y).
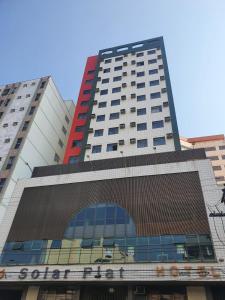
top-left (74, 288), bottom-right (80, 300)
top-left (24, 286), bottom-right (40, 300)
top-left (187, 286), bottom-right (207, 300)
top-left (127, 286), bottom-right (133, 300)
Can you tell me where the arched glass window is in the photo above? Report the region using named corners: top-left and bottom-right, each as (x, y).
top-left (64, 203), bottom-right (136, 239)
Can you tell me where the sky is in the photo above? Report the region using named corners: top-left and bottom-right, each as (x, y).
top-left (0, 0), bottom-right (225, 137)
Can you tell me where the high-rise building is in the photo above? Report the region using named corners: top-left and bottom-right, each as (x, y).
top-left (64, 37), bottom-right (180, 164)
top-left (0, 76), bottom-right (75, 223)
top-left (181, 135), bottom-right (225, 185)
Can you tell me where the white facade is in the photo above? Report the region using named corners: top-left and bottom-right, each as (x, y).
top-left (85, 48), bottom-right (175, 161)
top-left (0, 77), bottom-right (75, 224)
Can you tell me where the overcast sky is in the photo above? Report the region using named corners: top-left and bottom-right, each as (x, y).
top-left (0, 0), bottom-right (224, 137)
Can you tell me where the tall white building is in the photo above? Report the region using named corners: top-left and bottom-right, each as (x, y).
top-left (0, 76), bottom-right (74, 223)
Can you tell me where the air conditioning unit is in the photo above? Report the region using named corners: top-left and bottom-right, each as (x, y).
top-left (134, 286), bottom-right (146, 295)
top-left (120, 124), bottom-right (125, 129)
top-left (93, 100), bottom-right (98, 105)
top-left (159, 64), bottom-right (164, 69)
top-left (119, 140), bottom-right (125, 145)
top-left (167, 133), bottom-right (173, 139)
top-left (164, 116), bottom-right (171, 122)
top-left (88, 128), bottom-right (93, 133)
top-left (130, 138), bottom-right (136, 144)
top-left (130, 122), bottom-right (136, 128)
top-left (160, 75), bottom-right (165, 81)
top-left (131, 81), bottom-right (136, 86)
top-left (121, 95), bottom-right (126, 101)
top-left (123, 62), bottom-right (128, 66)
top-left (122, 83), bottom-right (127, 88)
top-left (130, 107), bottom-right (136, 113)
top-left (85, 144), bottom-right (91, 150)
top-left (95, 88), bottom-right (99, 93)
top-left (163, 101), bottom-right (169, 107)
top-left (122, 72), bottom-right (127, 76)
top-left (161, 88), bottom-right (167, 93)
top-left (91, 114), bottom-right (96, 119)
top-left (131, 93), bottom-right (136, 99)
top-left (97, 77), bottom-right (101, 81)
top-left (99, 67), bottom-right (103, 71)
top-left (131, 70), bottom-right (136, 75)
top-left (120, 109), bottom-right (126, 114)
top-left (131, 60), bottom-right (136, 65)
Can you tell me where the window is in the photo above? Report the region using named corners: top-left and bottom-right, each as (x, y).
top-left (78, 113), bottom-right (87, 120)
top-left (137, 123), bottom-right (147, 131)
top-left (6, 156), bottom-right (15, 169)
top-left (109, 112), bottom-right (119, 120)
top-left (150, 92), bottom-right (161, 99)
top-left (137, 95), bottom-right (146, 101)
top-left (0, 178), bottom-right (6, 193)
top-left (103, 68), bottom-right (110, 73)
top-left (137, 82), bottom-right (145, 89)
top-left (105, 59), bottom-right (112, 64)
top-left (113, 76), bottom-right (122, 82)
top-left (35, 93), bottom-right (41, 101)
top-left (115, 56), bottom-right (123, 61)
top-left (100, 89), bottom-right (108, 95)
top-left (149, 69), bottom-right (158, 75)
top-left (76, 126), bottom-right (84, 132)
top-left (92, 145), bottom-right (102, 153)
top-left (213, 166), bottom-right (222, 171)
top-left (136, 52), bottom-right (144, 57)
top-left (22, 121), bottom-right (29, 131)
top-left (148, 49), bottom-right (156, 55)
top-left (2, 88), bottom-right (10, 96)
top-left (219, 145), bottom-right (225, 150)
top-left (137, 108), bottom-right (146, 116)
top-left (98, 101), bottom-right (107, 108)
top-left (108, 127), bottom-right (119, 135)
top-left (94, 129), bottom-right (104, 137)
top-left (152, 120), bottom-right (164, 129)
top-left (150, 80), bottom-right (160, 86)
top-left (13, 122), bottom-right (18, 126)
top-left (88, 70), bottom-right (95, 75)
top-left (40, 81), bottom-right (46, 89)
top-left (51, 240), bottom-right (61, 249)
top-left (137, 139), bottom-right (148, 148)
top-left (29, 106), bottom-right (35, 115)
top-left (102, 78), bottom-right (109, 84)
top-left (19, 107), bottom-right (24, 111)
top-left (114, 66), bottom-right (122, 71)
top-left (69, 156), bottom-right (79, 164)
top-left (137, 71), bottom-right (145, 77)
top-left (15, 138), bottom-right (23, 149)
top-left (72, 140), bottom-right (82, 147)
top-left (58, 139), bottom-right (64, 148)
top-left (148, 59), bottom-right (157, 64)
top-left (65, 115), bottom-right (69, 124)
top-left (80, 101), bottom-right (89, 106)
top-left (62, 126), bottom-right (67, 135)
top-left (107, 143), bottom-right (118, 151)
top-left (208, 156), bottom-right (219, 161)
top-left (3, 123), bottom-right (8, 128)
top-left (86, 79), bottom-right (94, 84)
top-left (151, 105), bottom-right (162, 113)
top-left (137, 61), bottom-right (144, 66)
top-left (96, 115), bottom-right (105, 122)
top-left (4, 138), bottom-right (10, 143)
top-left (111, 99), bottom-right (120, 106)
top-left (23, 84), bottom-right (28, 88)
top-left (17, 96), bottom-right (22, 99)
top-left (153, 136), bottom-right (166, 146)
top-left (83, 89), bottom-right (91, 95)
top-left (112, 87), bottom-right (121, 93)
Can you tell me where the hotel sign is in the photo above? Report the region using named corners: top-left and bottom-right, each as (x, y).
top-left (0, 265), bottom-right (224, 282)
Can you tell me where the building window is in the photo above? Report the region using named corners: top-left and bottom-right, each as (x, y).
top-left (152, 120), bottom-right (164, 129)
top-left (108, 127), bottom-right (119, 135)
top-left (4, 138), bottom-right (10, 143)
top-left (105, 59), bottom-right (112, 64)
top-left (22, 121), bottom-right (29, 131)
top-left (72, 140), bottom-right (82, 148)
top-left (6, 156), bottom-right (15, 169)
top-left (114, 66), bottom-right (122, 71)
top-left (86, 79), bottom-right (94, 85)
top-left (100, 89), bottom-right (108, 95)
top-left (213, 166), bottom-right (222, 171)
top-left (153, 136), bottom-right (166, 146)
top-left (94, 129), bottom-right (104, 137)
top-left (109, 112), bottom-right (119, 120)
top-left (219, 145), bottom-right (225, 150)
top-left (102, 78), bottom-right (109, 84)
top-left (35, 93), bottom-right (41, 101)
top-left (29, 106), bottom-right (35, 115)
top-left (137, 108), bottom-right (146, 116)
top-left (98, 102), bottom-right (107, 108)
top-left (151, 105), bottom-right (162, 113)
top-left (92, 145), bottom-right (102, 153)
top-left (148, 49), bottom-right (156, 55)
top-left (148, 59), bottom-right (157, 64)
top-left (96, 115), bottom-right (105, 122)
top-left (75, 126), bottom-right (84, 132)
top-left (136, 52), bottom-right (144, 57)
top-left (137, 71), bottom-right (145, 77)
top-left (80, 101), bottom-right (89, 107)
top-left (13, 122), bottom-right (18, 126)
top-left (14, 138), bottom-right (23, 149)
top-left (65, 115), bottom-right (69, 124)
top-left (113, 76), bottom-right (122, 82)
top-left (88, 70), bottom-right (95, 75)
top-left (112, 87), bottom-right (121, 93)
top-left (78, 113), bottom-right (87, 120)
top-left (0, 178), bottom-right (6, 193)
top-left (40, 81), bottom-right (46, 89)
top-left (137, 123), bottom-right (147, 131)
top-left (111, 99), bottom-right (120, 106)
top-left (137, 61), bottom-right (144, 66)
top-left (150, 80), bottom-right (160, 86)
top-left (137, 139), bottom-right (148, 148)
top-left (23, 84), bottom-right (28, 88)
top-left (149, 69), bottom-right (158, 75)
top-left (26, 94), bottom-right (31, 98)
top-left (2, 88), bottom-right (10, 96)
top-left (83, 89), bottom-right (91, 95)
top-left (58, 139), bottom-right (64, 148)
top-left (3, 123), bottom-right (8, 128)
top-left (62, 126), bottom-right (67, 135)
top-left (10, 108), bottom-right (15, 113)
top-left (107, 143), bottom-right (118, 152)
top-left (115, 56), bottom-right (123, 61)
top-left (103, 68), bottom-right (110, 73)
top-left (19, 107), bottom-right (24, 111)
top-left (208, 156), bottom-right (219, 161)
top-left (137, 95), bottom-right (146, 101)
top-left (150, 92), bottom-right (161, 99)
top-left (137, 82), bottom-right (145, 89)
top-left (69, 156), bottom-right (79, 164)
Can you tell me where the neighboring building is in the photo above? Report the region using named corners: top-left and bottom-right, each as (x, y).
top-left (181, 135), bottom-right (225, 185)
top-left (64, 37), bottom-right (180, 164)
top-left (0, 76), bottom-right (74, 223)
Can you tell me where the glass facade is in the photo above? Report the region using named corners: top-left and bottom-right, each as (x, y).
top-left (0, 204), bottom-right (215, 266)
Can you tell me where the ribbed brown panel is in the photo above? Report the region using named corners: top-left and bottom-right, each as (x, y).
top-left (7, 172), bottom-right (210, 241)
top-left (32, 149), bottom-right (206, 178)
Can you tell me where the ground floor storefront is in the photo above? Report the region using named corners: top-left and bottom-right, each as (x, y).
top-left (0, 284), bottom-right (225, 300)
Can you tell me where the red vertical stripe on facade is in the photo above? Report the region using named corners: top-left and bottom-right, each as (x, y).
top-left (63, 55), bottom-right (98, 164)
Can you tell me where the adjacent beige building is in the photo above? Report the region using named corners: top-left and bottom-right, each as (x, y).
top-left (181, 134), bottom-right (225, 185)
